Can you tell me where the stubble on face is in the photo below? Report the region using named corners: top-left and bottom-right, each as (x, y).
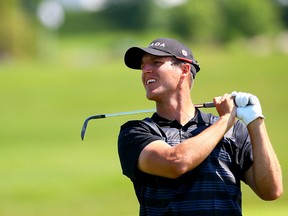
top-left (141, 55), bottom-right (182, 102)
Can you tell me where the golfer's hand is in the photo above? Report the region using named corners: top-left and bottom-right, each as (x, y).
top-left (231, 91), bottom-right (265, 125)
top-left (231, 91), bottom-right (258, 107)
top-left (214, 94), bottom-right (236, 128)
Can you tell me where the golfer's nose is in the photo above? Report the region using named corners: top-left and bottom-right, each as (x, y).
top-left (141, 63), bottom-right (152, 74)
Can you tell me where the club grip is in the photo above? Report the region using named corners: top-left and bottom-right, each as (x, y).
top-left (203, 102), bottom-right (215, 108)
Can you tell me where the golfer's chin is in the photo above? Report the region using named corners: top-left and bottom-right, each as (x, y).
top-left (145, 91), bottom-right (163, 102)
top-left (145, 92), bottom-right (158, 101)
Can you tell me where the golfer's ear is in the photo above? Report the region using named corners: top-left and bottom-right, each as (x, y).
top-left (181, 63), bottom-right (190, 77)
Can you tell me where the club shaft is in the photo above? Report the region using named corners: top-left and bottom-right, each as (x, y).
top-left (81, 102), bottom-right (215, 140)
top-left (105, 108), bottom-right (156, 118)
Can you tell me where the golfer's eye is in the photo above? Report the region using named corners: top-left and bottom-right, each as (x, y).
top-left (141, 61), bottom-right (161, 70)
top-left (152, 60), bottom-right (163, 67)
top-left (141, 62), bottom-right (148, 70)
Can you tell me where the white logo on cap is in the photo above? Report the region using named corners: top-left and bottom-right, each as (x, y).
top-left (150, 42), bottom-right (165, 47)
top-left (182, 50), bottom-right (188, 56)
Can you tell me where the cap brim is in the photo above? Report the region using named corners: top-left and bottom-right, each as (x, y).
top-left (124, 47), bottom-right (172, 69)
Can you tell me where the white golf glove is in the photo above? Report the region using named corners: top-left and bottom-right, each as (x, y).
top-left (231, 91), bottom-right (265, 125)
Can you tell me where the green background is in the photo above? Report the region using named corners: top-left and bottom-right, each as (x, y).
top-left (0, 32), bottom-right (287, 215)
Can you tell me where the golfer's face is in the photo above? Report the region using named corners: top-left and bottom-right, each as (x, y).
top-left (141, 54), bottom-right (182, 101)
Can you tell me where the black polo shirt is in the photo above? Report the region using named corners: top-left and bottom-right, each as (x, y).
top-left (118, 109), bottom-right (253, 216)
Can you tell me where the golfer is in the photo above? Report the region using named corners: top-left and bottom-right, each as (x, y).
top-left (118, 38), bottom-right (282, 215)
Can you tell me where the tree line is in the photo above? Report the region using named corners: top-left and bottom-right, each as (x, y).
top-left (1, 0), bottom-right (287, 59)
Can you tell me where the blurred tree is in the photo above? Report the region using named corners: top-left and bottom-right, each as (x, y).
top-left (168, 0), bottom-right (282, 43)
top-left (219, 0), bottom-right (282, 41)
top-left (1, 0), bottom-right (286, 61)
top-left (102, 0), bottom-right (154, 30)
top-left (58, 0), bottom-right (285, 44)
top-left (278, 1), bottom-right (288, 28)
top-left (61, 0), bottom-right (154, 33)
top-left (169, 0), bottom-right (224, 42)
top-left (0, 0), bottom-right (37, 59)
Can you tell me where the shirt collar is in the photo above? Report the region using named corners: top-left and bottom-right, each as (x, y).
top-left (151, 109), bottom-right (212, 128)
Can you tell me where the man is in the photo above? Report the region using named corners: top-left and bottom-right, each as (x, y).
top-left (117, 38), bottom-right (282, 215)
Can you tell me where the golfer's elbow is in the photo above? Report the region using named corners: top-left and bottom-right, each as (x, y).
top-left (269, 189), bottom-right (283, 200)
top-left (260, 186), bottom-right (283, 201)
top-left (167, 163), bottom-right (190, 179)
top-left (256, 180), bottom-right (283, 201)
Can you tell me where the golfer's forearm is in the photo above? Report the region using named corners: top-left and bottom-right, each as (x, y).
top-left (138, 115), bottom-right (234, 179)
top-left (248, 119), bottom-right (283, 200)
top-left (174, 115), bottom-right (233, 173)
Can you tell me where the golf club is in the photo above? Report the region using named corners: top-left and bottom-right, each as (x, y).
top-left (81, 102), bottom-right (215, 140)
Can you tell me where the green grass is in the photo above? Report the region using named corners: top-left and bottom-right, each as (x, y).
top-left (0, 33), bottom-right (287, 215)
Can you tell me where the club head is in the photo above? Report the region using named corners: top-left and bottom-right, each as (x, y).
top-left (81, 119), bottom-right (89, 140)
top-left (81, 114), bottom-right (106, 140)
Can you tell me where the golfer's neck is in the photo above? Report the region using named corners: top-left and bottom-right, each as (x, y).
top-left (155, 98), bottom-right (195, 125)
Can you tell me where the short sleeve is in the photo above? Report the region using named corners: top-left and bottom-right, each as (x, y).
top-left (117, 120), bottom-right (163, 180)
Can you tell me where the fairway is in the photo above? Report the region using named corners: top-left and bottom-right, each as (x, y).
top-left (0, 34), bottom-right (287, 215)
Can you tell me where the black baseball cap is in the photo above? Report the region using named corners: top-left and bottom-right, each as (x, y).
top-left (124, 37), bottom-right (200, 78)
